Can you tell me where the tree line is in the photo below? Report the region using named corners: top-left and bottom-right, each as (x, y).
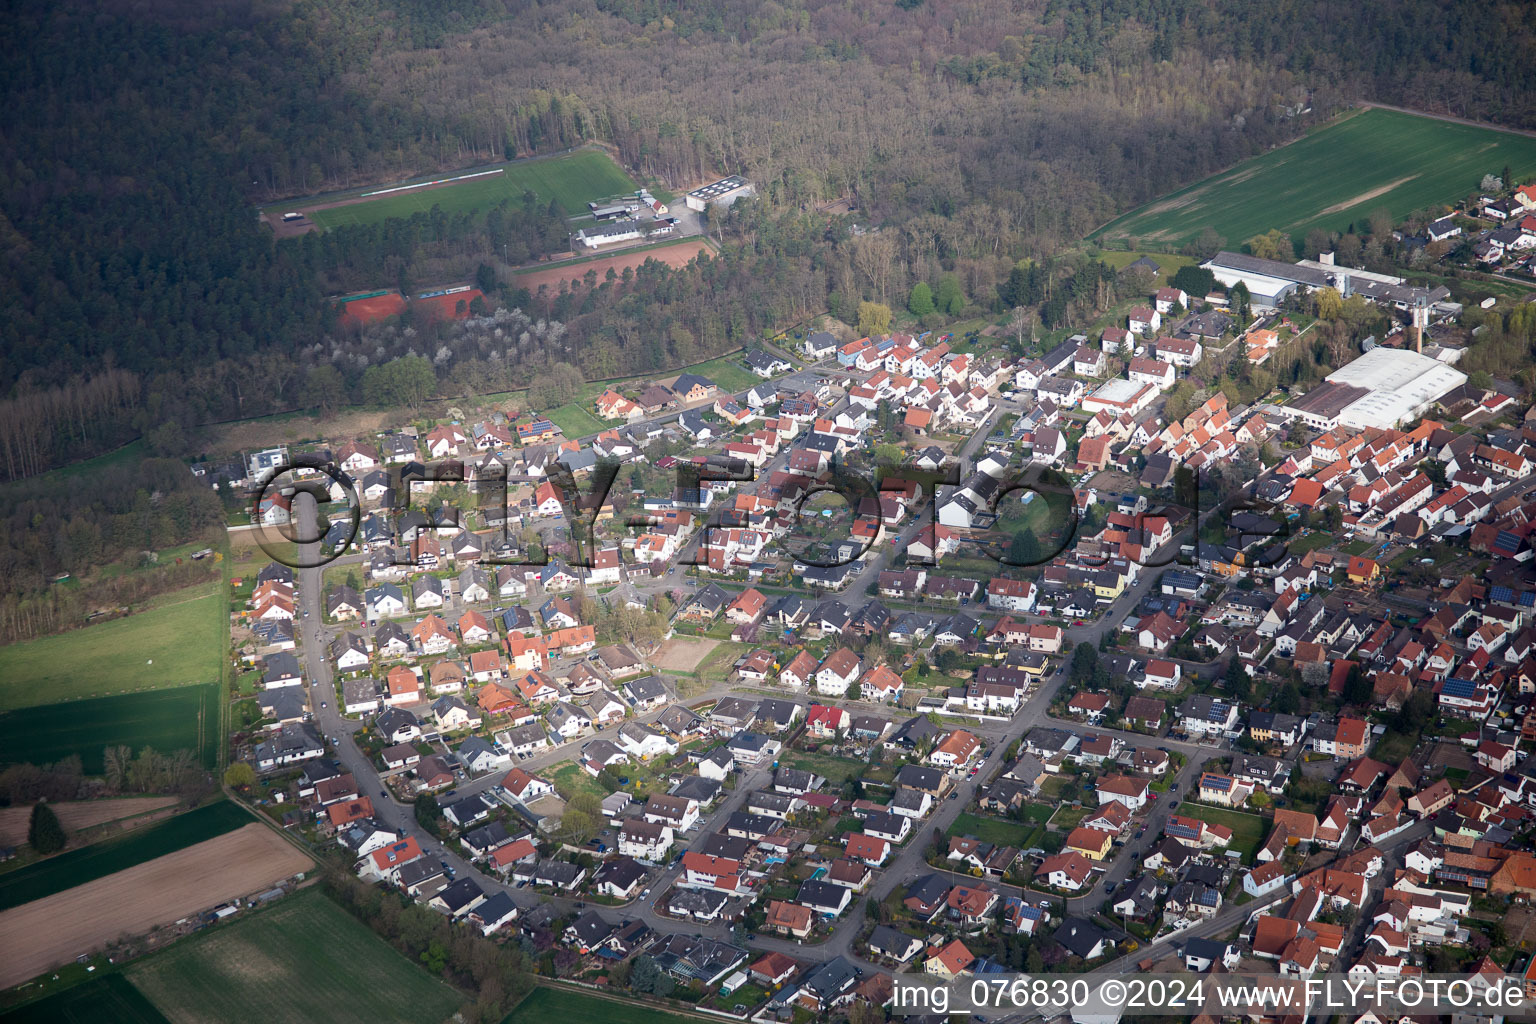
top-left (0, 745), bottom-right (210, 804)
top-left (5, 0), bottom-right (1536, 479)
top-left (0, 453), bottom-right (224, 623)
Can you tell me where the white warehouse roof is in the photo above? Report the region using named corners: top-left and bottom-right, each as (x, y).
top-left (1324, 347), bottom-right (1467, 429)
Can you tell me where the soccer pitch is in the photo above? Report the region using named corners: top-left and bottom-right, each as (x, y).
top-left (306, 149), bottom-right (638, 229)
top-left (1094, 107), bottom-right (1536, 248)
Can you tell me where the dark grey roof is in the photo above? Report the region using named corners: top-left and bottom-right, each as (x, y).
top-left (671, 775), bottom-right (722, 803)
top-left (1053, 916), bottom-right (1110, 959)
top-left (905, 872), bottom-right (950, 906)
top-left (1206, 251), bottom-right (1331, 287)
top-left (569, 909), bottom-right (614, 945)
top-left (595, 855), bottom-right (647, 890)
top-left (435, 877), bottom-right (485, 912)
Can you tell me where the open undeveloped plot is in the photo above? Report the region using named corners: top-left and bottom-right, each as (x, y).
top-left (0, 682), bottom-right (220, 774)
top-left (1094, 107), bottom-right (1536, 247)
top-left (513, 237), bottom-right (711, 295)
top-left (0, 823), bottom-right (311, 989)
top-left (1179, 803), bottom-right (1269, 863)
top-left (652, 636), bottom-right (720, 672)
top-left (0, 796), bottom-right (179, 847)
top-left (0, 583), bottom-right (224, 711)
top-left (126, 887), bottom-right (462, 1024)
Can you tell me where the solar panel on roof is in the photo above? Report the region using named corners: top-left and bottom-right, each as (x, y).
top-left (1442, 678), bottom-right (1479, 699)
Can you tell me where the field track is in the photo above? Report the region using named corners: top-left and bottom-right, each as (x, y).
top-left (0, 824), bottom-right (311, 988)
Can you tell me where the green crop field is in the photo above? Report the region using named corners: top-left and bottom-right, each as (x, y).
top-left (0, 682), bottom-right (219, 774)
top-left (305, 149), bottom-right (638, 230)
top-left (503, 985), bottom-right (694, 1024)
top-left (0, 800), bottom-right (249, 911)
top-left (0, 583), bottom-right (224, 711)
top-left (126, 888), bottom-right (464, 1024)
top-left (1, 975), bottom-right (170, 1024)
top-left (1094, 108), bottom-right (1536, 249)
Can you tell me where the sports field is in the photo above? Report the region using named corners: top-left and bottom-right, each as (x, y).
top-left (1, 975), bottom-right (170, 1024)
top-left (303, 149), bottom-right (638, 230)
top-left (0, 682), bottom-right (220, 774)
top-left (502, 985), bottom-right (694, 1024)
top-left (0, 800), bottom-right (249, 911)
top-left (1094, 107), bottom-right (1536, 248)
top-left (0, 583), bottom-right (224, 711)
top-left (126, 888), bottom-right (463, 1024)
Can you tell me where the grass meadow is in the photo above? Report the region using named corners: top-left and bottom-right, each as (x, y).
top-left (0, 583), bottom-right (224, 712)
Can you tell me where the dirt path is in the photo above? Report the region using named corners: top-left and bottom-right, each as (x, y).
top-left (1315, 174), bottom-right (1418, 217)
top-left (0, 823), bottom-right (312, 987)
top-left (0, 797), bottom-right (180, 846)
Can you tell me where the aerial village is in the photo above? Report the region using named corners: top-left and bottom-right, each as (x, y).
top-left (213, 218), bottom-right (1536, 1022)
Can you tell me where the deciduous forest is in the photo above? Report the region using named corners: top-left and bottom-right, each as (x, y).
top-left (1, 0), bottom-right (1534, 478)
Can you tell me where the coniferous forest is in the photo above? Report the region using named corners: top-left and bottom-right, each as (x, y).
top-left (1, 0), bottom-right (1534, 477)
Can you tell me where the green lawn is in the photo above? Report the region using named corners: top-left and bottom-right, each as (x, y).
top-left (1, 975), bottom-right (169, 1024)
top-left (1094, 107), bottom-right (1536, 248)
top-left (543, 401), bottom-right (608, 439)
top-left (1287, 532), bottom-right (1334, 555)
top-left (0, 583), bottom-right (225, 711)
top-left (302, 149), bottom-right (637, 230)
top-left (1018, 803), bottom-right (1053, 824)
top-left (503, 984), bottom-right (694, 1024)
top-left (1092, 251), bottom-right (1197, 284)
top-left (0, 801), bottom-right (250, 911)
top-left (781, 750), bottom-right (867, 786)
top-left (1179, 803), bottom-right (1269, 864)
top-left (551, 761), bottom-right (608, 805)
top-left (0, 682), bottom-right (220, 774)
top-left (127, 889), bottom-right (463, 1024)
top-left (675, 355), bottom-right (760, 395)
top-left (946, 811), bottom-right (1035, 848)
